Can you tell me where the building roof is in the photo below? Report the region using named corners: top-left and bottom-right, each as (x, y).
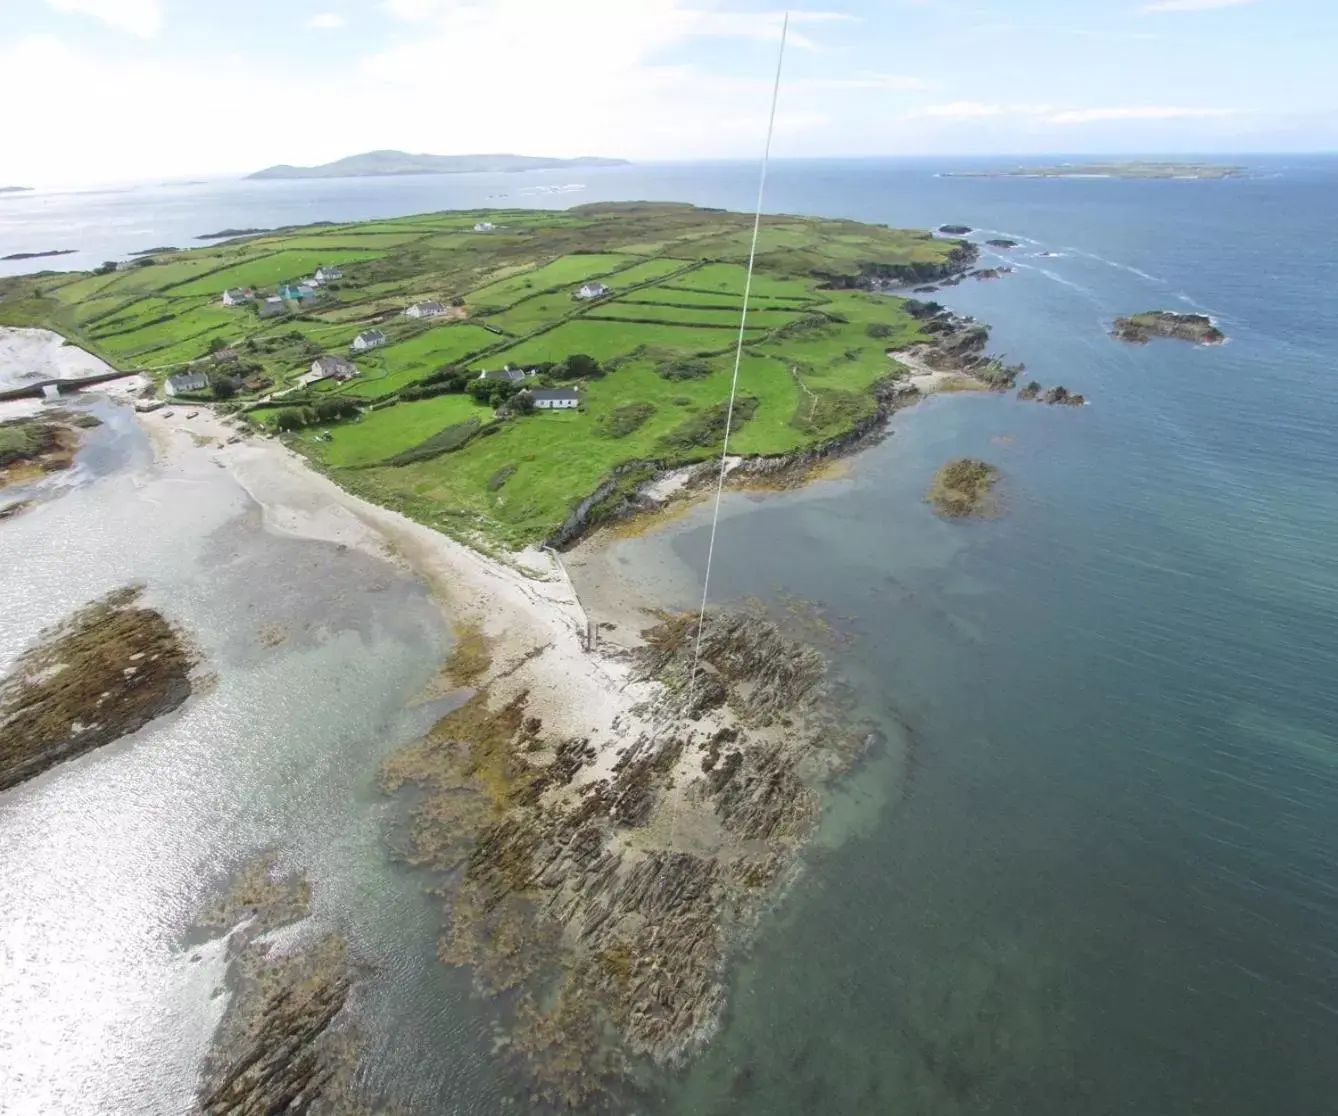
top-left (224, 288), bottom-right (247, 299)
top-left (528, 389), bottom-right (581, 402)
top-left (167, 370), bottom-right (208, 390)
top-left (479, 368), bottom-right (527, 382)
top-left (410, 301), bottom-right (445, 314)
top-left (213, 348), bottom-right (238, 362)
top-left (355, 329), bottom-right (385, 343)
top-left (314, 355), bottom-right (356, 374)
top-left (317, 265), bottom-right (342, 275)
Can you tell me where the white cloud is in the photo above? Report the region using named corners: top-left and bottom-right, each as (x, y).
top-left (44, 0), bottom-right (162, 37)
top-left (1043, 106), bottom-right (1237, 124)
top-left (800, 71), bottom-right (928, 91)
top-left (903, 101), bottom-right (1048, 119)
top-left (308, 12), bottom-right (346, 29)
top-left (1141, 0), bottom-right (1259, 11)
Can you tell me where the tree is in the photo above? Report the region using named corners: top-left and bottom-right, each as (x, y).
top-left (210, 375), bottom-right (239, 401)
top-left (563, 353), bottom-right (602, 380)
top-left (208, 336), bottom-right (231, 353)
top-left (93, 261), bottom-right (118, 275)
top-left (511, 391), bottom-right (536, 415)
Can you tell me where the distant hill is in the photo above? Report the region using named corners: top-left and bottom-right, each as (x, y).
top-left (0, 186), bottom-right (33, 194)
top-left (246, 151), bottom-right (631, 181)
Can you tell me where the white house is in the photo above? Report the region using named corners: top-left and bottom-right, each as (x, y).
top-left (527, 388), bottom-right (580, 410)
top-left (165, 370), bottom-right (209, 396)
top-left (405, 301), bottom-right (446, 320)
top-left (351, 329), bottom-right (386, 353)
top-left (314, 266), bottom-right (343, 284)
top-left (574, 282), bottom-right (610, 301)
top-left (473, 222), bottom-right (495, 232)
top-left (302, 355), bottom-right (359, 387)
top-left (222, 288), bottom-right (250, 307)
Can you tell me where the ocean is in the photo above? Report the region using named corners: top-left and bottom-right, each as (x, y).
top-left (3, 156), bottom-right (1337, 1113)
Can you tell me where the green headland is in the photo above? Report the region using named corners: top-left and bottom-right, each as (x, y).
top-left (0, 202), bottom-right (980, 548)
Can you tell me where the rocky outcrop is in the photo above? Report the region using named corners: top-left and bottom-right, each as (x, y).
top-left (0, 586), bottom-right (196, 791)
top-left (938, 224), bottom-right (973, 235)
top-left (192, 853), bottom-right (370, 1116)
top-left (814, 241), bottom-right (979, 292)
top-left (0, 410), bottom-right (98, 487)
top-left (1018, 382), bottom-right (1086, 406)
top-left (1111, 311), bottom-right (1225, 346)
top-left (928, 458), bottom-right (1001, 519)
top-left (986, 238), bottom-right (1019, 249)
top-left (382, 610), bottom-right (869, 1108)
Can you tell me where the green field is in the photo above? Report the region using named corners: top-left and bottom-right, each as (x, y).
top-left (0, 201), bottom-right (969, 547)
top-left (308, 394), bottom-right (490, 467)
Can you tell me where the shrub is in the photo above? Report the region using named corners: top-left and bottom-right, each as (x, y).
top-left (597, 402), bottom-right (656, 439)
top-left (656, 357), bottom-right (712, 381)
top-left (658, 397), bottom-right (759, 455)
top-left (563, 353), bottom-right (603, 380)
top-left (487, 464), bottom-right (517, 491)
top-left (209, 375), bottom-right (239, 401)
top-left (387, 418), bottom-right (483, 466)
top-left (866, 322), bottom-right (893, 340)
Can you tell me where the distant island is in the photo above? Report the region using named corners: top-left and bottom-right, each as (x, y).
top-left (2, 249), bottom-right (76, 261)
top-left (247, 150), bottom-right (631, 181)
top-left (943, 162), bottom-right (1246, 181)
top-left (1112, 311), bottom-right (1226, 346)
top-left (0, 186), bottom-right (33, 195)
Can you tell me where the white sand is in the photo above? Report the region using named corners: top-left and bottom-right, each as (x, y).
top-left (138, 405), bottom-right (660, 768)
top-left (0, 327), bottom-right (115, 385)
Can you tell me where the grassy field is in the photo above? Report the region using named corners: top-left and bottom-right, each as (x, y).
top-left (0, 201), bottom-right (969, 546)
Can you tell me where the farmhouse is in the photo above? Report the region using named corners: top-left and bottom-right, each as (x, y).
top-left (221, 288), bottom-right (250, 307)
top-left (405, 301), bottom-right (446, 320)
top-left (314, 266), bottom-right (343, 283)
top-left (165, 370), bottom-right (208, 396)
top-left (574, 282), bottom-right (610, 301)
top-left (258, 297), bottom-right (287, 318)
top-left (526, 388), bottom-right (580, 410)
top-left (300, 355), bottom-right (359, 387)
top-left (473, 222), bottom-right (495, 232)
top-left (351, 329), bottom-right (386, 352)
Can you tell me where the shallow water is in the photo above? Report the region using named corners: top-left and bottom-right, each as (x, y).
top-left (0, 406), bottom-right (518, 1114)
top-left (3, 157), bottom-right (1337, 1112)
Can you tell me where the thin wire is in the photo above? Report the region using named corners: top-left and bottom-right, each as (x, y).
top-left (685, 12), bottom-right (790, 710)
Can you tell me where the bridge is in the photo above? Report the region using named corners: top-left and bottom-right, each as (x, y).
top-left (0, 369), bottom-right (138, 403)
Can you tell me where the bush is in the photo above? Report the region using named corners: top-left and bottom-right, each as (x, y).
top-left (487, 464), bottom-right (517, 491)
top-left (656, 357), bottom-right (712, 381)
top-left (597, 401), bottom-right (656, 439)
top-left (866, 322), bottom-right (893, 340)
top-left (209, 375), bottom-right (239, 401)
top-left (387, 418), bottom-right (483, 466)
top-left (563, 353), bottom-right (603, 380)
top-left (658, 397), bottom-right (759, 455)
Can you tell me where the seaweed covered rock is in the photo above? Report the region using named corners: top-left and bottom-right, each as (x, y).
top-left (0, 586), bottom-right (196, 790)
top-left (1111, 311), bottom-right (1225, 346)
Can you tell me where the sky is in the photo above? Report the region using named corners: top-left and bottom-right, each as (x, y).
top-left (0, 0), bottom-right (1332, 185)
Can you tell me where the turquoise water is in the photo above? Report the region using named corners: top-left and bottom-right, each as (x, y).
top-left (640, 158), bottom-right (1338, 1113)
top-left (3, 157), bottom-right (1337, 1112)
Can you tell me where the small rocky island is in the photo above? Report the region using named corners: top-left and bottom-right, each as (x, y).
top-left (0, 586), bottom-right (197, 790)
top-left (986, 238), bottom-right (1019, 249)
top-left (1018, 381), bottom-right (1085, 406)
top-left (938, 224), bottom-right (973, 235)
top-left (0, 410), bottom-right (99, 489)
top-left (928, 458), bottom-right (1001, 518)
top-left (1112, 311), bottom-right (1226, 346)
top-left (2, 249), bottom-right (77, 262)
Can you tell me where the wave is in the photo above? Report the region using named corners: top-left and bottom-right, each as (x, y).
top-left (1067, 247), bottom-right (1166, 284)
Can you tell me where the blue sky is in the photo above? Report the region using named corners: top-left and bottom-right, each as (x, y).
top-left (2, 0), bottom-right (1332, 184)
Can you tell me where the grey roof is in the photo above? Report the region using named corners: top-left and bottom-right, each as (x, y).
top-left (411, 301), bottom-right (445, 313)
top-left (224, 288), bottom-right (247, 299)
top-left (528, 389), bottom-right (580, 402)
top-left (167, 371), bottom-right (208, 390)
top-left (314, 355), bottom-right (355, 373)
top-left (481, 368), bottom-right (526, 382)
top-left (355, 329), bottom-right (385, 343)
